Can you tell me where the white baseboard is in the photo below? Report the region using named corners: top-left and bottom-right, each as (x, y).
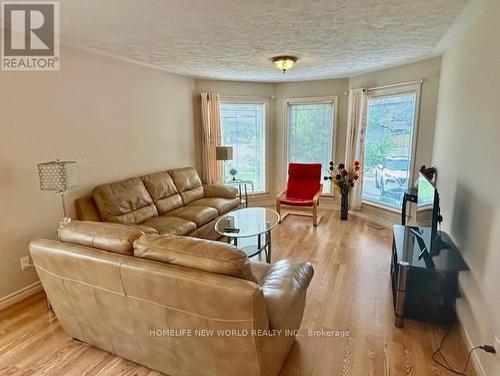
top-left (458, 317), bottom-right (486, 376)
top-left (0, 281), bottom-right (42, 311)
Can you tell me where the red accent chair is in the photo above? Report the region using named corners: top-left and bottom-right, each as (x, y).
top-left (276, 163), bottom-right (323, 226)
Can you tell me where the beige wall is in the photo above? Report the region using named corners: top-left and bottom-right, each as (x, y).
top-left (433, 2), bottom-right (500, 374)
top-left (194, 78), bottom-right (349, 206)
top-left (0, 45), bottom-right (196, 300)
top-left (0, 47), bottom-right (442, 303)
top-left (194, 58), bottom-right (440, 214)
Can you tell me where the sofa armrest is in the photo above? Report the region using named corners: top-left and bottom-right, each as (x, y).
top-left (203, 184), bottom-right (238, 199)
top-left (260, 259), bottom-right (314, 330)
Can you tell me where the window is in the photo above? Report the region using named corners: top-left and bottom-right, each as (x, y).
top-left (220, 101), bottom-right (266, 192)
top-left (286, 98), bottom-right (336, 193)
top-left (361, 86), bottom-right (419, 210)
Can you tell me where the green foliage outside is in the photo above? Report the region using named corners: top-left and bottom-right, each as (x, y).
top-left (220, 102), bottom-right (335, 193)
top-left (220, 104), bottom-right (265, 191)
top-left (363, 94), bottom-right (416, 172)
top-left (364, 134), bottom-right (395, 170)
top-left (361, 93), bottom-right (417, 209)
top-left (288, 104), bottom-right (332, 165)
top-left (288, 103), bottom-right (333, 192)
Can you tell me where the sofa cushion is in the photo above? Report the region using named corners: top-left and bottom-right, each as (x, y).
top-left (58, 220), bottom-right (149, 255)
top-left (141, 216), bottom-right (197, 236)
top-left (168, 205), bottom-right (218, 226)
top-left (142, 171), bottom-right (183, 214)
top-left (188, 197), bottom-right (240, 215)
top-left (131, 224), bottom-right (160, 235)
top-left (92, 177), bottom-right (158, 224)
top-left (133, 234), bottom-right (257, 282)
top-left (168, 167), bottom-right (204, 204)
top-left (190, 217), bottom-right (220, 241)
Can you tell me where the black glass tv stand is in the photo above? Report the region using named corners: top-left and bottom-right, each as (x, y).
top-left (407, 226), bottom-right (450, 259)
top-left (408, 227), bottom-right (431, 258)
top-left (391, 225), bottom-right (468, 327)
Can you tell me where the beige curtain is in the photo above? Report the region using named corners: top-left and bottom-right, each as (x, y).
top-left (200, 92), bottom-right (221, 184)
top-left (344, 88), bottom-right (368, 211)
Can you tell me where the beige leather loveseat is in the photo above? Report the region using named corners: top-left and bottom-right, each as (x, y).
top-left (30, 220), bottom-right (313, 376)
top-left (75, 167), bottom-right (240, 240)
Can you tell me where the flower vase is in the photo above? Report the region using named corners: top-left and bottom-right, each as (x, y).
top-left (340, 192), bottom-right (349, 220)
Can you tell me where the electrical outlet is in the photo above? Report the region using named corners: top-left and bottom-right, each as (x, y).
top-left (20, 256), bottom-right (31, 271)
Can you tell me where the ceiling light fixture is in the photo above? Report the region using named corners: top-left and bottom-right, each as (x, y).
top-left (272, 56), bottom-right (297, 73)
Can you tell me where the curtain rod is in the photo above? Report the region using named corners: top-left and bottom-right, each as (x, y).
top-left (220, 95), bottom-right (274, 99)
top-left (366, 79), bottom-right (423, 92)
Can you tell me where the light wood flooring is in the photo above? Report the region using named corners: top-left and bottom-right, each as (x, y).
top-left (0, 210), bottom-right (475, 375)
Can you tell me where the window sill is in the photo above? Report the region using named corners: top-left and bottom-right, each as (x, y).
top-left (249, 191), bottom-right (270, 197)
top-left (362, 200), bottom-right (402, 214)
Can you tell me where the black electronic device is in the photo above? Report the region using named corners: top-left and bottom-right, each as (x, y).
top-left (414, 172), bottom-right (447, 258)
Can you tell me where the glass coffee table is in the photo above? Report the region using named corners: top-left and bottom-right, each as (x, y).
top-left (215, 207), bottom-right (280, 263)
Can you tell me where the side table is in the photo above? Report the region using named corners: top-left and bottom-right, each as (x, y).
top-left (223, 179), bottom-right (254, 208)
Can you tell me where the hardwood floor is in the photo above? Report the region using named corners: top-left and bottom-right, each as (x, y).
top-left (0, 210), bottom-right (475, 376)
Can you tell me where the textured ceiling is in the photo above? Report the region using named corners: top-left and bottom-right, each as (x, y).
top-left (60, 0), bottom-right (467, 82)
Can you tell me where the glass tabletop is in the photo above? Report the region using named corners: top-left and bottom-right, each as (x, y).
top-left (215, 208), bottom-right (280, 238)
top-left (223, 179), bottom-right (254, 191)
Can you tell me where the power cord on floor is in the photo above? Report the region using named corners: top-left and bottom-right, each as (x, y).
top-left (432, 326), bottom-right (496, 375)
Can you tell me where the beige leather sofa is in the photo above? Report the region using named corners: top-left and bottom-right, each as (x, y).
top-left (75, 167), bottom-right (240, 240)
top-left (30, 220), bottom-right (314, 376)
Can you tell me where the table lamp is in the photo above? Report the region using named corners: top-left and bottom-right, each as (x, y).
top-left (37, 160), bottom-right (79, 217)
top-left (216, 146), bottom-right (234, 181)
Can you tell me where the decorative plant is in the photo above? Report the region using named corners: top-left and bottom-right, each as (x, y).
top-left (324, 161), bottom-right (361, 220)
top-left (324, 161), bottom-right (361, 194)
top-left (229, 168), bottom-right (238, 180)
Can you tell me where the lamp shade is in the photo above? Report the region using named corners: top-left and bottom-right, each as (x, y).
top-left (216, 146), bottom-right (233, 161)
top-left (37, 160), bottom-right (79, 192)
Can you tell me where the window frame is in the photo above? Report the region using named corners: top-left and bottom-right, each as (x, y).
top-left (219, 97), bottom-right (269, 194)
top-left (361, 83), bottom-right (422, 212)
top-left (283, 96), bottom-right (338, 196)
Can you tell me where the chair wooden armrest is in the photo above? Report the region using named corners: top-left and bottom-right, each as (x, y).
top-left (276, 188), bottom-right (287, 218)
top-left (312, 184), bottom-right (323, 227)
top-left (276, 188), bottom-right (287, 200)
top-left (312, 184), bottom-right (323, 205)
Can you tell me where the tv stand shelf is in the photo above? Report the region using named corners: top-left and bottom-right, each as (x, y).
top-left (391, 225), bottom-right (468, 327)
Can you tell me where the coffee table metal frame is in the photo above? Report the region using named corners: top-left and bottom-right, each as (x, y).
top-left (215, 208), bottom-right (280, 263)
